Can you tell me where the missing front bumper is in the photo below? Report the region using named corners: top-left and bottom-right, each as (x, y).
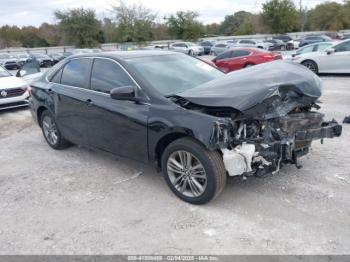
top-left (295, 120), bottom-right (342, 141)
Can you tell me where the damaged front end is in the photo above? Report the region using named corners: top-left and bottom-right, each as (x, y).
top-left (217, 112), bottom-right (342, 177)
top-left (172, 61), bottom-right (342, 177)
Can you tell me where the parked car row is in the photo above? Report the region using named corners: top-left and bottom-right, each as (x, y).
top-left (205, 38), bottom-right (350, 74)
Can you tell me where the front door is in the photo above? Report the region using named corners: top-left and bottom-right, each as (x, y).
top-left (86, 58), bottom-right (149, 162)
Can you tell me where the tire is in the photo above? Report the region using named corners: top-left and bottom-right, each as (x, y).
top-left (280, 45), bottom-right (286, 51)
top-left (40, 110), bottom-right (71, 150)
top-left (161, 137), bottom-right (227, 205)
top-left (301, 60), bottom-right (319, 74)
top-left (188, 50), bottom-right (194, 56)
top-left (244, 63), bottom-right (254, 68)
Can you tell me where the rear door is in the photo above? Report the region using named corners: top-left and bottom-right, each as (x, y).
top-left (51, 58), bottom-right (93, 145)
top-left (86, 58), bottom-right (149, 162)
top-left (229, 50), bottom-right (252, 70)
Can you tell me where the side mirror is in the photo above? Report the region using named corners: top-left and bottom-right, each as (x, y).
top-left (110, 86), bottom-right (147, 103)
top-left (327, 48), bottom-right (335, 55)
top-left (16, 69), bottom-right (27, 77)
top-left (110, 86), bottom-right (135, 100)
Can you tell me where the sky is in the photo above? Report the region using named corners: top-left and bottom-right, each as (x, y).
top-left (0, 0), bottom-right (345, 27)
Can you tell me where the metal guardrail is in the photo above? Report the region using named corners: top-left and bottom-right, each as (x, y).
top-left (1, 30), bottom-right (349, 54)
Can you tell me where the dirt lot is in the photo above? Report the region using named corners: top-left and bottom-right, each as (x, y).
top-left (0, 76), bottom-right (349, 255)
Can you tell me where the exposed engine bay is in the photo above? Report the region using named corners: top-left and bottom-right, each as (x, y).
top-left (171, 61), bottom-right (343, 177)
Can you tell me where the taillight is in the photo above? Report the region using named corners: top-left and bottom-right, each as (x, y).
top-left (263, 55), bottom-right (273, 59)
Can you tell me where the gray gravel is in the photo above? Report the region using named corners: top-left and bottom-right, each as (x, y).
top-left (0, 76), bottom-right (349, 255)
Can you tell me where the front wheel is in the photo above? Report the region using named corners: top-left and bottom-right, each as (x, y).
top-left (41, 110), bottom-right (71, 150)
top-left (161, 137), bottom-right (227, 205)
top-left (301, 60), bottom-right (319, 74)
top-left (188, 49), bottom-right (194, 56)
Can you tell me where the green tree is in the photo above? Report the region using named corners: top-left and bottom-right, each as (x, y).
top-left (262, 0), bottom-right (299, 33)
top-left (307, 2), bottom-right (349, 31)
top-left (111, 0), bottom-right (157, 43)
top-left (165, 11), bottom-right (204, 40)
top-left (55, 8), bottom-right (102, 47)
top-left (220, 11), bottom-right (253, 35)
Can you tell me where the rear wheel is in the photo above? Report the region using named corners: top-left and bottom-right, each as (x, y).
top-left (301, 60), bottom-right (319, 74)
top-left (41, 110), bottom-right (70, 150)
top-left (161, 137), bottom-right (227, 205)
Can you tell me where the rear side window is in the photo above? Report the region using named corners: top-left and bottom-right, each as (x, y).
top-left (61, 59), bottom-right (91, 88)
top-left (216, 51), bottom-right (232, 60)
top-left (232, 50), bottom-right (251, 57)
top-left (90, 59), bottom-right (134, 94)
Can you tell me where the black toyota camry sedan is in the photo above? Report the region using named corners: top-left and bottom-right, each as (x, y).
top-left (29, 51), bottom-right (342, 204)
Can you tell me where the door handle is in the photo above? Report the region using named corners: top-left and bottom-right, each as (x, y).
top-left (85, 99), bottom-right (94, 107)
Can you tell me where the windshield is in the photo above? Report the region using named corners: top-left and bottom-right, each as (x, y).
top-left (128, 54), bottom-right (224, 96)
top-left (0, 66), bottom-right (11, 77)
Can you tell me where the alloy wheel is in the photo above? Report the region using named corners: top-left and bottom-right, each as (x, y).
top-left (303, 61), bottom-right (317, 73)
top-left (167, 150), bottom-right (207, 198)
top-left (42, 115), bottom-right (58, 145)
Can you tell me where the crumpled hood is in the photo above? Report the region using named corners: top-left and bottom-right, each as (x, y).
top-left (177, 61), bottom-right (322, 117)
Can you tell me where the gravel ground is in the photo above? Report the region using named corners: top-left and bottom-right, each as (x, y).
top-left (0, 75), bottom-right (349, 255)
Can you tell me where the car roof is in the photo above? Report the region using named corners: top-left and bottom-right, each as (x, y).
top-left (227, 47), bottom-right (267, 53)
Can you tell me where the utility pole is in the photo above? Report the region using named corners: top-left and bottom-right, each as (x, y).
top-left (298, 0), bottom-right (307, 32)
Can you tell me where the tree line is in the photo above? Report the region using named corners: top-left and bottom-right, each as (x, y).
top-left (0, 0), bottom-right (350, 49)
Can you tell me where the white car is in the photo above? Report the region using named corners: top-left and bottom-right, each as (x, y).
top-left (284, 42), bottom-right (333, 60)
top-left (292, 39), bottom-right (350, 74)
top-left (288, 38), bottom-right (302, 49)
top-left (0, 63), bottom-right (42, 110)
top-left (170, 42), bottom-right (204, 56)
top-left (235, 39), bottom-right (273, 50)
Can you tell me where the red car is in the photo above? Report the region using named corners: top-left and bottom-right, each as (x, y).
top-left (213, 48), bottom-right (282, 73)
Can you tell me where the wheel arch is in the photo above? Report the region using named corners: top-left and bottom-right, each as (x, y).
top-left (37, 106), bottom-right (49, 127)
top-left (154, 132), bottom-right (207, 168)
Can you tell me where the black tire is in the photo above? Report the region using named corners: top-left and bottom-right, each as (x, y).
top-left (301, 60), bottom-right (319, 74)
top-left (40, 110), bottom-right (71, 150)
top-left (161, 137), bottom-right (227, 205)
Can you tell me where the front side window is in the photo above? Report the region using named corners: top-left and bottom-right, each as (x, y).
top-left (316, 43), bottom-right (332, 52)
top-left (128, 54), bottom-right (224, 96)
top-left (334, 41), bottom-right (350, 52)
top-left (61, 59), bottom-right (91, 88)
top-left (90, 59), bottom-right (134, 94)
